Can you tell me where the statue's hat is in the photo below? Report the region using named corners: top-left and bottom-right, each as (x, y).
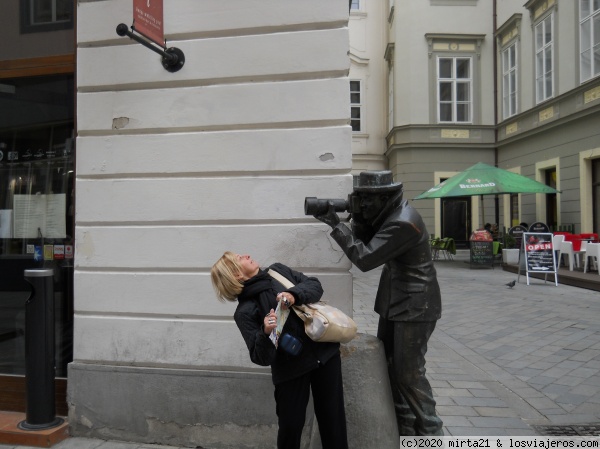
top-left (354, 170), bottom-right (403, 193)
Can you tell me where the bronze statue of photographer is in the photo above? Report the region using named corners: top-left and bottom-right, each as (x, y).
top-left (307, 170), bottom-right (443, 436)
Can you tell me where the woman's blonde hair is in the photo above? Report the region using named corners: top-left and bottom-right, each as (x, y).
top-left (211, 251), bottom-right (245, 302)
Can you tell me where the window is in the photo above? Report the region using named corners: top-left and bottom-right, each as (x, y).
top-left (0, 73), bottom-right (75, 378)
top-left (427, 33), bottom-right (484, 124)
top-left (385, 43), bottom-right (394, 131)
top-left (437, 57), bottom-right (472, 123)
top-left (502, 43), bottom-right (518, 119)
top-left (388, 66), bottom-right (394, 131)
top-left (535, 14), bottom-right (554, 103)
top-left (350, 0), bottom-right (360, 10)
top-left (20, 0), bottom-right (73, 34)
top-left (580, 0), bottom-right (600, 82)
top-left (350, 80), bottom-right (362, 132)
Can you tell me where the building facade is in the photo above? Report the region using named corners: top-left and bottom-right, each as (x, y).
top-left (2, 1), bottom-right (352, 447)
top-left (349, 0), bottom-right (388, 174)
top-left (3, 0), bottom-right (599, 445)
top-left (351, 0), bottom-right (600, 245)
top-left (495, 0), bottom-right (600, 237)
top-left (0, 0), bottom-right (76, 415)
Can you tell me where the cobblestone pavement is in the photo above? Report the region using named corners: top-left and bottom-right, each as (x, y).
top-left (5, 250), bottom-right (600, 448)
top-left (353, 250), bottom-right (600, 436)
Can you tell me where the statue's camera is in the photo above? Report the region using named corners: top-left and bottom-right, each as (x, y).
top-left (304, 194), bottom-right (360, 216)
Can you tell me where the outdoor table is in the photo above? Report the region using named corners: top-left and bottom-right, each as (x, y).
top-left (579, 234), bottom-right (599, 244)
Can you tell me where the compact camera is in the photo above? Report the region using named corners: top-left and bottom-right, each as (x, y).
top-left (304, 193), bottom-right (361, 216)
top-left (279, 333), bottom-right (303, 356)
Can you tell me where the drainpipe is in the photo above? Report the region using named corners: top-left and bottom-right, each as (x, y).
top-left (493, 0), bottom-right (500, 227)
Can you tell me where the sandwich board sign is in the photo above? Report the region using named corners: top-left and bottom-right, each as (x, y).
top-left (518, 232), bottom-right (558, 286)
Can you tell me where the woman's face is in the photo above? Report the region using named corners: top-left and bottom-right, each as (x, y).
top-left (236, 254), bottom-right (260, 280)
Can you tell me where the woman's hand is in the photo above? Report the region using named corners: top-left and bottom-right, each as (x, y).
top-left (277, 292), bottom-right (295, 310)
top-left (264, 309), bottom-right (277, 335)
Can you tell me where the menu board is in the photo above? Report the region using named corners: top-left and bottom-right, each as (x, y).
top-left (470, 240), bottom-right (494, 267)
top-left (12, 194), bottom-right (66, 239)
top-left (523, 232), bottom-right (555, 272)
top-left (508, 225), bottom-right (527, 250)
top-left (528, 222), bottom-right (549, 233)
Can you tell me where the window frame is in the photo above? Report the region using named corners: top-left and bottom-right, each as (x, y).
top-left (20, 0), bottom-right (74, 34)
top-left (579, 0), bottom-right (600, 83)
top-left (350, 79), bottom-right (363, 133)
top-left (350, 0), bottom-right (361, 11)
top-left (426, 34), bottom-right (484, 125)
top-left (385, 43), bottom-right (395, 132)
top-left (388, 65), bottom-right (394, 132)
top-left (502, 42), bottom-right (518, 119)
top-left (436, 56), bottom-right (473, 124)
top-left (534, 12), bottom-right (554, 103)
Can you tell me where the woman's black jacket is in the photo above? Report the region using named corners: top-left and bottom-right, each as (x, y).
top-left (233, 263), bottom-right (340, 385)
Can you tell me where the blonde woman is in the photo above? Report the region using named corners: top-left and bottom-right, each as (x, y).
top-left (211, 252), bottom-right (348, 449)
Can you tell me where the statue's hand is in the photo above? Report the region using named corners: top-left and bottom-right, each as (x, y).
top-left (314, 201), bottom-right (340, 228)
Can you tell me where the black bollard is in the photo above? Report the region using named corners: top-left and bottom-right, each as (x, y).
top-left (18, 269), bottom-right (64, 430)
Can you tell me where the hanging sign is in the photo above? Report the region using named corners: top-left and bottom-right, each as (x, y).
top-left (133, 0), bottom-right (165, 48)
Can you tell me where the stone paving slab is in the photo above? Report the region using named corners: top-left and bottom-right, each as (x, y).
top-left (4, 438), bottom-right (181, 449)
top-left (352, 250), bottom-right (600, 435)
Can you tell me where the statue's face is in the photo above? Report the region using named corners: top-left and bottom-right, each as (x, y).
top-left (358, 193), bottom-right (388, 221)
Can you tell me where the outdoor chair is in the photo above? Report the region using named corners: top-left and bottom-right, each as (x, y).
top-left (439, 237), bottom-right (456, 260)
top-left (430, 237), bottom-right (455, 260)
top-left (559, 241), bottom-right (577, 271)
top-left (430, 237), bottom-right (441, 260)
top-left (554, 231), bottom-right (572, 237)
top-left (560, 240), bottom-right (586, 271)
top-left (583, 242), bottom-right (600, 275)
top-left (552, 234), bottom-right (565, 267)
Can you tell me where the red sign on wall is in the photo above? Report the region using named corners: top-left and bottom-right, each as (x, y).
top-left (133, 0), bottom-right (164, 47)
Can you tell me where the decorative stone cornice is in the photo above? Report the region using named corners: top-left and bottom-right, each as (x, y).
top-left (349, 52), bottom-right (369, 66)
top-left (524, 0), bottom-right (556, 23)
top-left (495, 14), bottom-right (522, 47)
top-left (425, 33), bottom-right (486, 59)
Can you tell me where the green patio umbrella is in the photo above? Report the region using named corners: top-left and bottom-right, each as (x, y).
top-left (414, 162), bottom-right (559, 199)
top-left (413, 162), bottom-right (560, 224)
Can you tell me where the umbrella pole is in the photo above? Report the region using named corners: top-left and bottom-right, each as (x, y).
top-left (480, 195), bottom-right (484, 228)
top-left (494, 195), bottom-right (499, 228)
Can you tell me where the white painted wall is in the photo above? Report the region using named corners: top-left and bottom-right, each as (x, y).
top-left (75, 0), bottom-right (351, 370)
top-left (349, 0), bottom-right (388, 172)
top-left (391, 0), bottom-right (495, 126)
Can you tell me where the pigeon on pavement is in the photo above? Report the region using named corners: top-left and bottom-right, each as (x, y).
top-left (505, 280), bottom-right (516, 288)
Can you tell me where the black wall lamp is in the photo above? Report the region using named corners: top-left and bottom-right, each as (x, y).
top-left (116, 23), bottom-right (185, 73)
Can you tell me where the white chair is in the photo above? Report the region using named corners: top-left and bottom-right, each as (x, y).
top-left (575, 240), bottom-right (589, 266)
top-left (583, 242), bottom-right (600, 275)
top-left (552, 234), bottom-right (565, 268)
top-left (577, 240), bottom-right (587, 268)
top-left (560, 241), bottom-right (578, 271)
